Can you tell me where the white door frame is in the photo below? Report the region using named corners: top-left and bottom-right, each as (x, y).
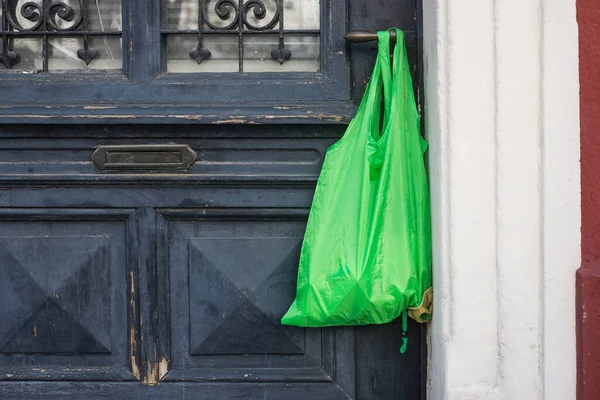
top-left (422, 1), bottom-right (581, 399)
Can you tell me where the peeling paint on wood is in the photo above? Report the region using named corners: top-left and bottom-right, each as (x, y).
top-left (130, 325), bottom-right (140, 380)
top-left (158, 358), bottom-right (169, 381)
top-left (129, 268), bottom-right (141, 381)
top-left (83, 106), bottom-right (118, 110)
top-left (139, 357), bottom-right (169, 385)
top-left (0, 111), bottom-right (356, 124)
top-left (143, 360), bottom-right (157, 386)
top-left (214, 119), bottom-right (248, 124)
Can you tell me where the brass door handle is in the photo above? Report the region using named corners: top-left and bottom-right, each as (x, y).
top-left (344, 30), bottom-right (397, 44)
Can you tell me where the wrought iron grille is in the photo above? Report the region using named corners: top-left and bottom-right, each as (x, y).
top-left (0, 0), bottom-right (122, 71)
top-left (162, 0), bottom-right (320, 72)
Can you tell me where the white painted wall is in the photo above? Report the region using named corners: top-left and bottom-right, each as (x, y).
top-left (422, 0), bottom-right (581, 399)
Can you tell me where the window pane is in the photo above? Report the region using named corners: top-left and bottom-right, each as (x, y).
top-left (284, 1), bottom-right (319, 30)
top-left (167, 35), bottom-right (238, 73)
top-left (0, 0), bottom-right (122, 73)
top-left (244, 35), bottom-right (319, 72)
top-left (1, 38), bottom-right (42, 71)
top-left (48, 37), bottom-right (122, 71)
top-left (163, 0), bottom-right (320, 73)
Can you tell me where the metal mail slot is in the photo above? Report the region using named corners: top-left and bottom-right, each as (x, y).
top-left (92, 144), bottom-right (197, 170)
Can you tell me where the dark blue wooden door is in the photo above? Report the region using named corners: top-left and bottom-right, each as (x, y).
top-left (0, 1), bottom-right (424, 399)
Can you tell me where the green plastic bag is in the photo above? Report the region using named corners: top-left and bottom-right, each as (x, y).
top-left (281, 29), bottom-right (433, 334)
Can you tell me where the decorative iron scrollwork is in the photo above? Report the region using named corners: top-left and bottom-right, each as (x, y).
top-left (166, 0), bottom-right (298, 70)
top-left (198, 0), bottom-right (280, 31)
top-left (0, 0), bottom-right (121, 70)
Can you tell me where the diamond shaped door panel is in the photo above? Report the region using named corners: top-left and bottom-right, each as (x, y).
top-left (188, 237), bottom-right (304, 355)
top-left (0, 210), bottom-right (134, 382)
top-left (162, 210), bottom-right (355, 397)
top-left (0, 236), bottom-right (111, 354)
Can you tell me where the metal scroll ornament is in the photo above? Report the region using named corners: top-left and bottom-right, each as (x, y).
top-left (1, 0), bottom-right (99, 68)
top-left (190, 0), bottom-right (291, 66)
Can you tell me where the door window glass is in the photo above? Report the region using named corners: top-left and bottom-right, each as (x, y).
top-left (0, 0), bottom-right (122, 72)
top-left (163, 0), bottom-right (320, 73)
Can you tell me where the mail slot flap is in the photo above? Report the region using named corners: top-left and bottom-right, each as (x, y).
top-left (92, 145), bottom-right (197, 170)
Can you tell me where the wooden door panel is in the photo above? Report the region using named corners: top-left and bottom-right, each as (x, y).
top-left (0, 128), bottom-right (426, 398)
top-left (188, 236), bottom-right (304, 355)
top-left (0, 381), bottom-right (356, 399)
top-left (0, 129), bottom-right (340, 181)
top-left (0, 209), bottom-right (135, 382)
top-left (162, 210), bottom-right (355, 397)
top-left (0, 235), bottom-right (112, 355)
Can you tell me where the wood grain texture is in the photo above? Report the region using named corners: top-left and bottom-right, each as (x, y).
top-left (0, 209), bottom-right (136, 382)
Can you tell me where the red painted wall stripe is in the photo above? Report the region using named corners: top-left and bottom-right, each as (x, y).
top-left (577, 0), bottom-right (600, 398)
top-left (579, 0), bottom-right (600, 263)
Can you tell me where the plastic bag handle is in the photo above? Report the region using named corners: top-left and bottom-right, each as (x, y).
top-left (390, 28), bottom-right (421, 124)
top-left (353, 30), bottom-right (395, 139)
top-left (377, 30), bottom-right (394, 123)
top-left (352, 29), bottom-right (421, 147)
